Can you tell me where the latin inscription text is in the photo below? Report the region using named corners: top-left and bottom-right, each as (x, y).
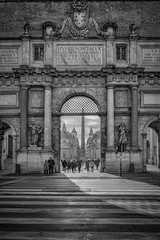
top-left (0, 48), bottom-right (18, 65)
top-left (57, 45), bottom-right (103, 66)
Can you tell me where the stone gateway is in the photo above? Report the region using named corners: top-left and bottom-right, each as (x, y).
top-left (0, 0), bottom-right (160, 173)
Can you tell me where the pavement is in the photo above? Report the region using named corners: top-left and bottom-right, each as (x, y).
top-left (0, 164), bottom-right (160, 240)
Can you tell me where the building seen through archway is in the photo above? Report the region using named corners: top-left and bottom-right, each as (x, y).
top-left (60, 96), bottom-right (100, 172)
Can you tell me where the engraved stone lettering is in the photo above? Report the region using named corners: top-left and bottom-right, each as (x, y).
top-left (0, 48), bottom-right (18, 65)
top-left (142, 48), bottom-right (160, 63)
top-left (56, 45), bottom-right (103, 66)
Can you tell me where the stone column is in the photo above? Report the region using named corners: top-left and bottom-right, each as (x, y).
top-left (20, 86), bottom-right (28, 150)
top-left (107, 85), bottom-right (114, 149)
top-left (12, 135), bottom-right (17, 172)
top-left (141, 133), bottom-right (147, 172)
top-left (44, 86), bottom-right (52, 149)
top-left (131, 86), bottom-right (138, 150)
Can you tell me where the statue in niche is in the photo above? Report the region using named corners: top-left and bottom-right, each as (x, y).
top-left (117, 122), bottom-right (129, 152)
top-left (28, 122), bottom-right (42, 146)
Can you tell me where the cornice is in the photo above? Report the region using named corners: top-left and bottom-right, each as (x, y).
top-left (102, 65), bottom-right (145, 75)
top-left (2, 67), bottom-right (160, 87)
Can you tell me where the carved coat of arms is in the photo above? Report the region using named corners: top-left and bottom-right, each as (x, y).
top-left (72, 0), bottom-right (88, 29)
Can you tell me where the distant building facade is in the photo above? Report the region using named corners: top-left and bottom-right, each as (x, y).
top-left (61, 123), bottom-right (80, 161)
top-left (86, 127), bottom-right (100, 160)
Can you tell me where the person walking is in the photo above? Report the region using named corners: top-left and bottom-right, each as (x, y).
top-left (44, 160), bottom-right (49, 175)
top-left (77, 159), bottom-right (82, 173)
top-left (48, 157), bottom-right (55, 175)
top-left (90, 159), bottom-right (94, 173)
top-left (86, 159), bottom-right (90, 173)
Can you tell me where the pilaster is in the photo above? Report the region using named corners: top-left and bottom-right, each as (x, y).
top-left (107, 84), bottom-right (114, 150)
top-left (20, 86), bottom-right (28, 151)
top-left (21, 24), bottom-right (31, 66)
top-left (129, 24), bottom-right (139, 65)
top-left (131, 86), bottom-right (138, 150)
top-left (12, 135), bottom-right (17, 172)
top-left (44, 40), bottom-right (53, 65)
top-left (141, 133), bottom-right (148, 172)
top-left (106, 39), bottom-right (114, 65)
top-left (44, 85), bottom-right (52, 150)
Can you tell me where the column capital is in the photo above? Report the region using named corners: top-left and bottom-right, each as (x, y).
top-left (131, 85), bottom-right (138, 90)
top-left (141, 133), bottom-right (148, 138)
top-left (106, 84), bottom-right (114, 89)
top-left (44, 85), bottom-right (52, 90)
top-left (21, 85), bottom-right (29, 90)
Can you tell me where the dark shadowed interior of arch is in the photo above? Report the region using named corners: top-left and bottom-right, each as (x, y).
top-left (0, 121), bottom-right (12, 170)
top-left (60, 96), bottom-right (101, 173)
top-left (146, 119), bottom-right (160, 169)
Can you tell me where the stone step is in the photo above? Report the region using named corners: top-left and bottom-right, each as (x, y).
top-left (0, 231), bottom-right (160, 240)
top-left (0, 217), bottom-right (160, 233)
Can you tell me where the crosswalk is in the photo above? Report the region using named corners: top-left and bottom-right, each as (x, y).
top-left (0, 173), bottom-right (160, 239)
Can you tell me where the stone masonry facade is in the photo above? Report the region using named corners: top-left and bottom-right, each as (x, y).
top-left (0, 0), bottom-right (160, 173)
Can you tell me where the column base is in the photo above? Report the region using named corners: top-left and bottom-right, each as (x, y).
top-left (17, 149), bottom-right (55, 173)
top-left (43, 146), bottom-right (54, 151)
top-left (105, 150), bottom-right (142, 174)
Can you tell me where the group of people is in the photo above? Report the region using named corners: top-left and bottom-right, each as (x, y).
top-left (61, 158), bottom-right (100, 173)
top-left (44, 157), bottom-right (55, 175)
top-left (85, 158), bottom-right (100, 173)
top-left (61, 158), bottom-right (82, 173)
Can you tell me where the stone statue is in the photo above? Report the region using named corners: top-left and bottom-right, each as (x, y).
top-left (118, 122), bottom-right (129, 151)
top-left (29, 122), bottom-right (42, 146)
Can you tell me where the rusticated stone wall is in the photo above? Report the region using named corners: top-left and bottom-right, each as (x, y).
top-left (0, 1), bottom-right (160, 38)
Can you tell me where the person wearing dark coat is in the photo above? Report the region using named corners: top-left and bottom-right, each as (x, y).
top-left (77, 159), bottom-right (82, 173)
top-left (48, 157), bottom-right (55, 175)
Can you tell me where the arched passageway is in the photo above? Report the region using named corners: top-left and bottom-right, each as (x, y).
top-left (0, 120), bottom-right (17, 171)
top-left (60, 95), bottom-right (102, 173)
top-left (142, 117), bottom-right (160, 171)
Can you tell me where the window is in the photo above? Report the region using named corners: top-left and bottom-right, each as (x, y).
top-left (116, 45), bottom-right (127, 60)
top-left (34, 45), bottom-right (44, 61)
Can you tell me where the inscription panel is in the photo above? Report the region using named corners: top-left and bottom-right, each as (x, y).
top-left (144, 93), bottom-right (160, 105)
top-left (141, 91), bottom-right (160, 108)
top-left (0, 47), bottom-right (19, 65)
top-left (141, 45), bottom-right (160, 65)
top-left (0, 94), bottom-right (18, 107)
top-left (55, 42), bottom-right (105, 67)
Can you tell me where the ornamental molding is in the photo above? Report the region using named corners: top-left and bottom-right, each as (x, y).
top-left (42, 0), bottom-right (117, 39)
top-left (53, 76), bottom-right (105, 86)
top-left (5, 66), bottom-right (160, 87)
top-left (0, 73), bottom-right (19, 86)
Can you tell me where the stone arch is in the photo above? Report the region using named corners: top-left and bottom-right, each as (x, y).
top-left (59, 93), bottom-right (100, 114)
top-left (0, 118), bottom-right (17, 136)
top-left (142, 116), bottom-right (160, 134)
top-left (141, 116), bottom-right (160, 171)
top-left (53, 88), bottom-right (104, 114)
top-left (0, 119), bottom-right (18, 171)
